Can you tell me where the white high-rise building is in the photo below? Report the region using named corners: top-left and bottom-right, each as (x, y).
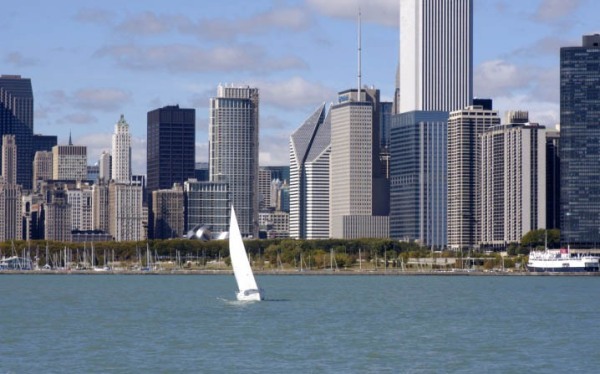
top-left (109, 182), bottom-right (144, 241)
top-left (399, 0), bottom-right (473, 113)
top-left (67, 184), bottom-right (93, 231)
top-left (99, 151), bottom-right (111, 181)
top-left (480, 118), bottom-right (546, 248)
top-left (290, 104), bottom-right (331, 239)
top-left (111, 114), bottom-right (131, 183)
top-left (209, 85), bottom-right (259, 237)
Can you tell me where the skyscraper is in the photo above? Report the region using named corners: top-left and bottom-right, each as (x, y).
top-left (447, 100), bottom-right (500, 251)
top-left (480, 119), bottom-right (546, 248)
top-left (560, 34), bottom-right (600, 248)
top-left (390, 111), bottom-right (449, 246)
top-left (546, 130), bottom-right (560, 230)
top-left (391, 0), bottom-right (473, 247)
top-left (0, 135), bottom-right (22, 240)
top-left (52, 139), bottom-right (87, 181)
top-left (111, 114), bottom-right (131, 183)
top-left (209, 85), bottom-right (259, 237)
top-left (147, 105), bottom-right (195, 238)
top-left (147, 105), bottom-right (196, 192)
top-left (330, 88), bottom-right (389, 239)
top-left (0, 75), bottom-right (34, 189)
top-left (2, 134), bottom-right (17, 184)
top-left (399, 0), bottom-right (473, 113)
top-left (290, 103), bottom-right (331, 239)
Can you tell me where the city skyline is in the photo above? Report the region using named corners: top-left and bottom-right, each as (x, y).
top-left (1, 1), bottom-right (598, 174)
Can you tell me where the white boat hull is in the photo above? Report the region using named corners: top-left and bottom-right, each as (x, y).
top-left (236, 289), bottom-right (264, 301)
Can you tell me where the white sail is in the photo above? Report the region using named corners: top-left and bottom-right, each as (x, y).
top-left (229, 206), bottom-right (263, 301)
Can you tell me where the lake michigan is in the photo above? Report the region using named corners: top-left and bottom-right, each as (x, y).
top-left (1, 274), bottom-right (599, 373)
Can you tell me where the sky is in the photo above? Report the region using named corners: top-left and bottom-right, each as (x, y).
top-left (1, 0), bottom-right (598, 174)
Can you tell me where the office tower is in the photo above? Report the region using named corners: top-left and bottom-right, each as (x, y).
top-left (546, 130), bottom-right (560, 229)
top-left (290, 104), bottom-right (331, 239)
top-left (147, 105), bottom-right (195, 238)
top-left (152, 183), bottom-right (184, 239)
top-left (390, 111), bottom-right (448, 246)
top-left (258, 168), bottom-right (272, 211)
top-left (560, 34), bottom-right (600, 247)
top-left (87, 165), bottom-right (99, 181)
top-left (259, 211), bottom-right (289, 238)
top-left (447, 100), bottom-right (500, 251)
top-left (0, 134), bottom-right (22, 240)
top-left (111, 114), bottom-right (131, 183)
top-left (209, 85), bottom-right (259, 237)
top-left (330, 88), bottom-right (389, 239)
top-left (92, 182), bottom-right (110, 232)
top-left (379, 102), bottom-right (393, 150)
top-left (480, 117), bottom-right (546, 248)
top-left (391, 0), bottom-right (473, 247)
top-left (147, 105), bottom-right (196, 192)
top-left (262, 165), bottom-right (290, 211)
top-left (2, 134), bottom-right (17, 184)
top-left (99, 151), bottom-right (111, 181)
top-left (22, 192), bottom-right (45, 240)
top-left (52, 136), bottom-right (87, 181)
top-left (32, 134), bottom-right (57, 154)
top-left (109, 182), bottom-right (144, 241)
top-left (45, 188), bottom-right (71, 241)
top-left (194, 162), bottom-right (209, 182)
top-left (66, 183), bottom-right (93, 231)
top-left (399, 0), bottom-right (473, 113)
top-left (33, 151), bottom-right (53, 187)
top-left (0, 75), bottom-right (34, 189)
top-left (184, 180), bottom-right (230, 236)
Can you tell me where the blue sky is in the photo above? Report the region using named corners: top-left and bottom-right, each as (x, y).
top-left (1, 0), bottom-right (598, 174)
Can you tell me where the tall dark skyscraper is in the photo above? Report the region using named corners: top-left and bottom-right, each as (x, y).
top-left (0, 75), bottom-right (33, 189)
top-left (147, 105), bottom-right (195, 238)
top-left (560, 34), bottom-right (600, 248)
top-left (546, 130), bottom-right (560, 230)
top-left (32, 134), bottom-right (57, 154)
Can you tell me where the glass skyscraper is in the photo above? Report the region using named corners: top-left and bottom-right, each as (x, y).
top-left (147, 105), bottom-right (196, 238)
top-left (209, 85), bottom-right (259, 238)
top-left (0, 75), bottom-right (34, 189)
top-left (560, 34), bottom-right (600, 247)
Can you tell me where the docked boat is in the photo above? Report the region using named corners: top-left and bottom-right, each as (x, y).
top-left (527, 248), bottom-right (600, 273)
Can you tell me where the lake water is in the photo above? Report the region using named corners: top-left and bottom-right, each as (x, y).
top-left (1, 274), bottom-right (599, 373)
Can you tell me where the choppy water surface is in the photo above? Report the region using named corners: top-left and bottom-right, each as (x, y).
top-left (1, 274), bottom-right (599, 373)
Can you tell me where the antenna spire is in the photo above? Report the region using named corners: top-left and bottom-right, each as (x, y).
top-left (357, 7), bottom-right (362, 102)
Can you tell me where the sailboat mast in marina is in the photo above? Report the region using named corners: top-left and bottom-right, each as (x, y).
top-left (229, 206), bottom-right (263, 301)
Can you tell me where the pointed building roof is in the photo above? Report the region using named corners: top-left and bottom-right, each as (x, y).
top-left (290, 103), bottom-right (327, 167)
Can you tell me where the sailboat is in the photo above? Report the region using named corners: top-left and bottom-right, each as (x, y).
top-left (229, 206), bottom-right (263, 301)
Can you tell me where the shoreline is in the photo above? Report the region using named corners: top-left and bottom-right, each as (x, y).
top-left (1, 269), bottom-right (599, 276)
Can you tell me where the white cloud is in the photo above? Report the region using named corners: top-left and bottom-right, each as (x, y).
top-left (4, 51), bottom-right (38, 67)
top-left (116, 11), bottom-right (171, 35)
top-left (73, 88), bottom-right (132, 111)
top-left (307, 0), bottom-right (398, 27)
top-left (58, 112), bottom-right (98, 125)
top-left (474, 59), bottom-right (560, 127)
top-left (112, 7), bottom-right (312, 40)
top-left (249, 76), bottom-right (336, 110)
top-left (96, 43), bottom-right (307, 73)
top-left (532, 0), bottom-right (585, 23)
top-left (73, 8), bottom-right (116, 25)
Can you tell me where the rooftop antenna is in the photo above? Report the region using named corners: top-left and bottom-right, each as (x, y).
top-left (68, 130), bottom-right (72, 146)
top-left (357, 7), bottom-right (362, 102)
